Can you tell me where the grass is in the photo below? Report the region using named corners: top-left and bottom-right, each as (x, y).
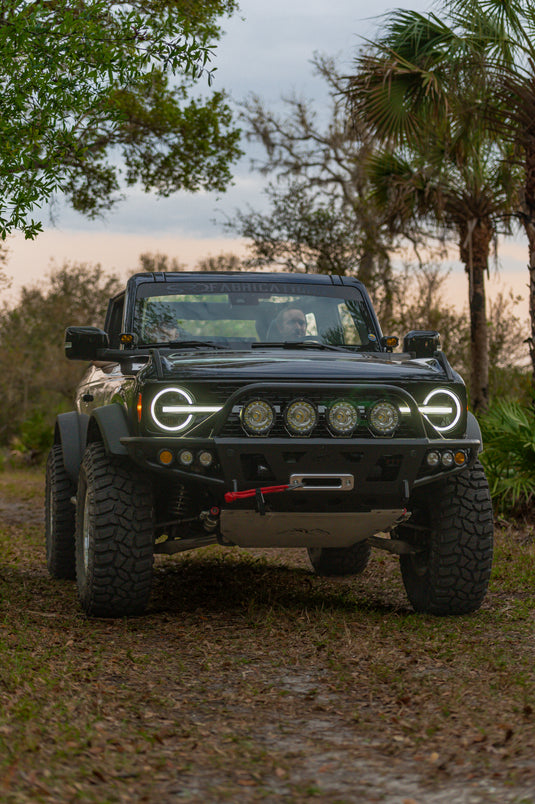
top-left (1, 467), bottom-right (535, 802)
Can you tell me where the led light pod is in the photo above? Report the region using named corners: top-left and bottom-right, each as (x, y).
top-left (284, 399), bottom-right (317, 436)
top-left (369, 400), bottom-right (399, 436)
top-left (241, 399), bottom-right (275, 436)
top-left (327, 400), bottom-right (359, 436)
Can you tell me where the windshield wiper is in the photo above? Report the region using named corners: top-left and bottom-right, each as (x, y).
top-left (142, 340), bottom-right (228, 350)
top-left (251, 341), bottom-right (347, 352)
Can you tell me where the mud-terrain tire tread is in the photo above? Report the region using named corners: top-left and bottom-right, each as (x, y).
top-left (45, 444), bottom-right (76, 579)
top-left (75, 442), bottom-right (154, 617)
top-left (399, 460), bottom-right (493, 615)
top-left (307, 541), bottom-right (371, 576)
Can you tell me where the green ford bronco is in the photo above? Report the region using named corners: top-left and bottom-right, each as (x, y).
top-left (45, 271), bottom-right (493, 617)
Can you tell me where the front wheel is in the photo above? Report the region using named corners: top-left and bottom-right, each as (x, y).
top-left (45, 444), bottom-right (76, 579)
top-left (398, 460), bottom-right (493, 615)
top-left (308, 541), bottom-right (371, 576)
top-left (75, 442), bottom-right (154, 617)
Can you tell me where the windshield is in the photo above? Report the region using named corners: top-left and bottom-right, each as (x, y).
top-left (133, 279), bottom-right (380, 351)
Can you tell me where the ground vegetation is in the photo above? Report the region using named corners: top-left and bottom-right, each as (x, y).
top-left (1, 469), bottom-right (534, 802)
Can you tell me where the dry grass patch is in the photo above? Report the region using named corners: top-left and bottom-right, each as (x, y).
top-left (1, 467), bottom-right (534, 803)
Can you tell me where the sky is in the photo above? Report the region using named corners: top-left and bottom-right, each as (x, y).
top-left (3, 0), bottom-right (530, 321)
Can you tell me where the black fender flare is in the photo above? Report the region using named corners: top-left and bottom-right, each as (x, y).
top-left (466, 411), bottom-right (483, 453)
top-left (88, 404), bottom-right (130, 457)
top-left (54, 412), bottom-right (89, 484)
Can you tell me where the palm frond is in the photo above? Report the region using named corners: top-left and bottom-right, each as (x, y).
top-left (480, 399), bottom-right (535, 513)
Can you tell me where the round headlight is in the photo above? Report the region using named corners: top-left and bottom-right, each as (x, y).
top-left (241, 399), bottom-right (275, 436)
top-left (369, 400), bottom-right (399, 436)
top-left (151, 387), bottom-right (195, 432)
top-left (421, 389), bottom-right (462, 432)
top-left (327, 400), bottom-right (359, 436)
top-left (284, 399), bottom-right (317, 436)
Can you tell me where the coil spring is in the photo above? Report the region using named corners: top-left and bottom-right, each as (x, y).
top-left (168, 484), bottom-right (191, 520)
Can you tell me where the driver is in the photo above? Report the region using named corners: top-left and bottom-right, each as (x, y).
top-left (270, 307), bottom-right (307, 340)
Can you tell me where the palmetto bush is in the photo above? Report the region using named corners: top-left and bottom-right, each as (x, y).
top-left (479, 400), bottom-right (535, 516)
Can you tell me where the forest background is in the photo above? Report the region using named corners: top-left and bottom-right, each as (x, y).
top-left (1, 0), bottom-right (535, 516)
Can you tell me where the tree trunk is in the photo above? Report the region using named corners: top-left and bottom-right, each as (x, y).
top-left (459, 219), bottom-right (492, 413)
top-left (523, 141), bottom-right (535, 385)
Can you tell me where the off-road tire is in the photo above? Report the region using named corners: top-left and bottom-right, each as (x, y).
top-left (307, 541), bottom-right (371, 576)
top-left (45, 444), bottom-right (76, 579)
top-left (75, 442), bottom-right (154, 617)
top-left (398, 460), bottom-right (493, 616)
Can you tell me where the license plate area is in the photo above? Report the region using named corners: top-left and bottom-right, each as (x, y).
top-left (289, 473), bottom-right (354, 491)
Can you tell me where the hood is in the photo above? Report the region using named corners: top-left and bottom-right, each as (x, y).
top-left (156, 348), bottom-right (453, 383)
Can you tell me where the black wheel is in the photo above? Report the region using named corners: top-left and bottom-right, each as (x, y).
top-left (398, 460), bottom-right (493, 615)
top-left (307, 541), bottom-right (371, 576)
top-left (75, 442), bottom-right (154, 617)
top-left (45, 444), bottom-right (76, 579)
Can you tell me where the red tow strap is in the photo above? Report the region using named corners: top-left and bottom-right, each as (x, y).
top-left (224, 484), bottom-right (291, 503)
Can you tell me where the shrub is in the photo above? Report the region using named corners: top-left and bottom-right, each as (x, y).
top-left (479, 400), bottom-right (535, 516)
top-left (10, 411), bottom-right (54, 465)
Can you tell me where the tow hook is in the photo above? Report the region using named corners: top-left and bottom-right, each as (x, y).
top-left (200, 506), bottom-right (220, 532)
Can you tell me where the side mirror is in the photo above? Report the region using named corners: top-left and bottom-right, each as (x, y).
top-left (65, 326), bottom-right (109, 361)
top-left (403, 330), bottom-right (440, 358)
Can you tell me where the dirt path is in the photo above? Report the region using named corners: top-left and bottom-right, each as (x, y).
top-left (1, 471), bottom-right (535, 803)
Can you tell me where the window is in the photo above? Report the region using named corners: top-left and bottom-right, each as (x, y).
top-left (133, 281), bottom-right (379, 349)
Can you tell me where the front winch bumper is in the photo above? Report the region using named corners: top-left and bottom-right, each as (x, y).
top-left (121, 435), bottom-right (481, 507)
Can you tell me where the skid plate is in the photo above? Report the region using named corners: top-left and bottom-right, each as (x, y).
top-left (219, 509), bottom-right (404, 548)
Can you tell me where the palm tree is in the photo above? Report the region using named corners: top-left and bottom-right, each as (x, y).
top-left (346, 10), bottom-right (520, 410)
top-left (444, 0), bottom-right (535, 379)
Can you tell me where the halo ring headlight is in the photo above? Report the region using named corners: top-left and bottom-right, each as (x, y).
top-left (151, 387), bottom-right (195, 432)
top-left (284, 399), bottom-right (318, 436)
top-left (241, 399), bottom-right (275, 436)
top-left (422, 389), bottom-right (462, 432)
top-left (327, 400), bottom-right (359, 436)
top-left (369, 400), bottom-right (399, 436)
